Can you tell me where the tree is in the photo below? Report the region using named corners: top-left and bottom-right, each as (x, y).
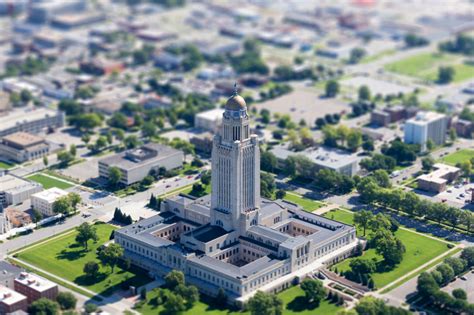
top-left (362, 138), bottom-right (374, 152)
top-left (436, 263), bottom-right (455, 284)
top-left (459, 160), bottom-right (472, 178)
top-left (349, 47), bottom-right (366, 64)
top-left (354, 210), bottom-right (374, 236)
top-left (83, 261), bottom-right (100, 278)
top-left (164, 270), bottom-right (185, 290)
top-left (355, 296), bottom-right (410, 315)
top-left (452, 288), bottom-right (467, 300)
top-left (56, 292), bottom-right (77, 310)
top-left (360, 154), bottom-right (396, 172)
top-left (460, 247), bottom-right (474, 267)
top-left (347, 130), bottom-right (362, 152)
top-left (422, 156), bottom-right (435, 172)
top-left (175, 284), bottom-right (199, 309)
top-left (108, 166), bottom-right (122, 187)
top-left (372, 170), bottom-right (391, 188)
top-left (99, 243), bottom-right (124, 273)
top-left (32, 208), bottom-right (43, 225)
top-left (84, 303), bottom-right (98, 314)
top-left (142, 121), bottom-right (157, 138)
top-left (404, 33), bottom-right (429, 47)
top-left (57, 151), bottom-right (74, 167)
top-left (43, 155), bottom-right (48, 166)
top-left (247, 291), bottom-right (283, 315)
top-left (75, 223), bottom-right (98, 250)
top-left (141, 175), bottom-right (154, 187)
top-left (215, 288), bottom-right (227, 308)
top-left (52, 196), bottom-right (73, 215)
top-left (325, 80), bottom-right (340, 98)
top-left (260, 172), bottom-right (276, 198)
top-left (449, 127), bottom-right (457, 142)
top-left (163, 292), bottom-right (186, 313)
top-left (81, 134), bottom-right (90, 145)
top-left (261, 151), bottom-right (278, 173)
top-left (349, 258), bottom-right (376, 275)
top-left (438, 66), bottom-right (455, 84)
top-left (300, 278), bottom-right (325, 305)
top-left (69, 113), bottom-right (102, 131)
top-left (28, 298), bottom-right (60, 315)
top-left (371, 229), bottom-right (405, 266)
top-left (68, 193), bottom-right (81, 212)
top-left (358, 85), bottom-right (371, 101)
top-left (275, 190), bottom-right (286, 199)
top-left (417, 272), bottom-right (439, 298)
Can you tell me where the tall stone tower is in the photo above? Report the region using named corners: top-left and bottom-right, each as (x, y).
top-left (210, 87), bottom-right (260, 232)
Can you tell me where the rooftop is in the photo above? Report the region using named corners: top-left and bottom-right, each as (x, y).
top-left (418, 163), bottom-right (460, 184)
top-left (407, 111), bottom-right (446, 125)
top-left (15, 272), bottom-right (57, 293)
top-left (31, 187), bottom-right (68, 203)
top-left (0, 285), bottom-right (26, 306)
top-left (0, 175), bottom-right (41, 194)
top-left (2, 132), bottom-right (44, 148)
top-left (0, 107), bottom-right (62, 132)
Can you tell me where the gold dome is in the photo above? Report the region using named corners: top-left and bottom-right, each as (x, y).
top-left (225, 94), bottom-right (246, 111)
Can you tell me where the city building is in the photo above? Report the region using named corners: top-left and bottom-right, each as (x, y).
top-left (79, 59), bottom-right (125, 76)
top-left (0, 107), bottom-right (65, 138)
top-left (31, 188), bottom-right (69, 217)
top-left (142, 95), bottom-right (174, 110)
top-left (115, 91), bottom-right (358, 304)
top-left (453, 119), bottom-right (474, 138)
top-left (0, 174), bottom-right (43, 209)
top-left (0, 91), bottom-right (10, 113)
top-left (190, 132), bottom-right (214, 155)
top-left (404, 112), bottom-right (448, 151)
top-left (98, 143), bottom-right (184, 186)
top-left (0, 285), bottom-right (28, 314)
top-left (0, 261), bottom-right (23, 289)
top-left (14, 272), bottom-right (58, 304)
top-left (28, 0), bottom-right (86, 24)
top-left (417, 163), bottom-right (460, 193)
top-left (0, 132), bottom-right (49, 163)
top-left (270, 145), bottom-right (362, 177)
top-left (194, 108), bottom-right (225, 132)
top-left (0, 212), bottom-right (11, 235)
top-left (370, 106), bottom-right (417, 126)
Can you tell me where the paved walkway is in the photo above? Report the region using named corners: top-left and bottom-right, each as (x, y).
top-left (313, 203), bottom-right (339, 215)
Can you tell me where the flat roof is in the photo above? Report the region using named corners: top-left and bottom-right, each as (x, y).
top-left (270, 145), bottom-right (361, 169)
top-left (2, 132), bottom-right (44, 147)
top-left (418, 163), bottom-right (460, 184)
top-left (0, 107), bottom-right (62, 131)
top-left (31, 187), bottom-right (68, 203)
top-left (99, 143), bottom-right (182, 171)
top-left (195, 108), bottom-right (225, 120)
top-left (15, 273), bottom-right (57, 293)
top-left (406, 111), bottom-right (446, 126)
top-left (0, 285), bottom-right (26, 306)
top-left (0, 175), bottom-right (41, 194)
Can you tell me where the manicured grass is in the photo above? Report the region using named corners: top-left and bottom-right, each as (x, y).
top-left (26, 173), bottom-right (74, 189)
top-left (16, 222), bottom-right (151, 296)
top-left (137, 285), bottom-right (341, 315)
top-left (283, 193), bottom-right (324, 212)
top-left (0, 161), bottom-right (15, 169)
top-left (384, 52), bottom-right (474, 83)
top-left (324, 209), bottom-right (451, 289)
top-left (439, 149), bottom-right (474, 166)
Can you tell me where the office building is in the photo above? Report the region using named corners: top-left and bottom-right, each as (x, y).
top-left (0, 285), bottom-right (27, 314)
top-left (194, 108), bottom-right (225, 132)
top-left (0, 132), bottom-right (49, 163)
top-left (270, 145), bottom-right (362, 177)
top-left (14, 273), bottom-right (58, 304)
top-left (0, 107), bottom-right (65, 138)
top-left (116, 91), bottom-right (358, 304)
top-left (404, 112), bottom-right (448, 151)
top-left (98, 143), bottom-right (184, 186)
top-left (31, 188), bottom-right (69, 217)
top-left (0, 174), bottom-right (43, 209)
top-left (417, 163), bottom-right (460, 193)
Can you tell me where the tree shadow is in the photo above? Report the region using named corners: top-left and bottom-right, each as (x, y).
top-left (56, 248), bottom-right (87, 261)
top-left (286, 296), bottom-right (320, 312)
top-left (75, 273), bottom-right (108, 286)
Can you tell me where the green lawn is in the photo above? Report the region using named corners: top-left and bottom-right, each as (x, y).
top-left (283, 193), bottom-right (324, 212)
top-left (26, 173), bottom-right (74, 189)
top-left (16, 222), bottom-right (151, 296)
top-left (323, 209), bottom-right (451, 289)
top-left (439, 149), bottom-right (474, 165)
top-left (137, 285), bottom-right (341, 315)
top-left (384, 52), bottom-right (474, 83)
top-left (0, 161), bottom-right (15, 169)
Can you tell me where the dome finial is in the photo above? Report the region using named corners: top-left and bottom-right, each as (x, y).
top-left (233, 81), bottom-right (238, 95)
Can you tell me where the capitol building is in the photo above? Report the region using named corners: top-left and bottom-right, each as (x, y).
top-left (115, 90), bottom-right (358, 304)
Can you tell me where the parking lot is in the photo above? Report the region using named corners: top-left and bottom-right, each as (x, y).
top-left (436, 182), bottom-right (473, 205)
top-left (442, 270), bottom-right (474, 303)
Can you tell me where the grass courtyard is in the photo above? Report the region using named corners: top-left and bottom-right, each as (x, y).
top-left (323, 209), bottom-right (451, 289)
top-left (15, 222), bottom-right (151, 297)
top-left (384, 52), bottom-right (474, 83)
top-left (439, 149), bottom-right (474, 166)
top-left (26, 173), bottom-right (74, 190)
top-left (0, 161), bottom-right (15, 169)
top-left (283, 192), bottom-right (324, 212)
top-left (137, 285), bottom-right (342, 315)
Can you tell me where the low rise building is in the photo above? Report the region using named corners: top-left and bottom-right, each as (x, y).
top-left (0, 132), bottom-right (49, 163)
top-left (417, 163), bottom-right (460, 193)
top-left (453, 119), bottom-right (474, 138)
top-left (0, 261), bottom-right (23, 289)
top-left (370, 106), bottom-right (417, 126)
top-left (31, 188), bottom-right (69, 217)
top-left (0, 212), bottom-right (11, 235)
top-left (194, 108), bottom-right (225, 132)
top-left (0, 107), bottom-right (65, 138)
top-left (0, 285), bottom-right (28, 314)
top-left (0, 174), bottom-right (42, 209)
top-left (404, 112), bottom-right (448, 151)
top-left (79, 59), bottom-right (125, 76)
top-left (270, 145), bottom-right (362, 177)
top-left (98, 143), bottom-right (184, 186)
top-left (190, 132), bottom-right (214, 155)
top-left (142, 95), bottom-right (173, 110)
top-left (14, 272), bottom-right (58, 304)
